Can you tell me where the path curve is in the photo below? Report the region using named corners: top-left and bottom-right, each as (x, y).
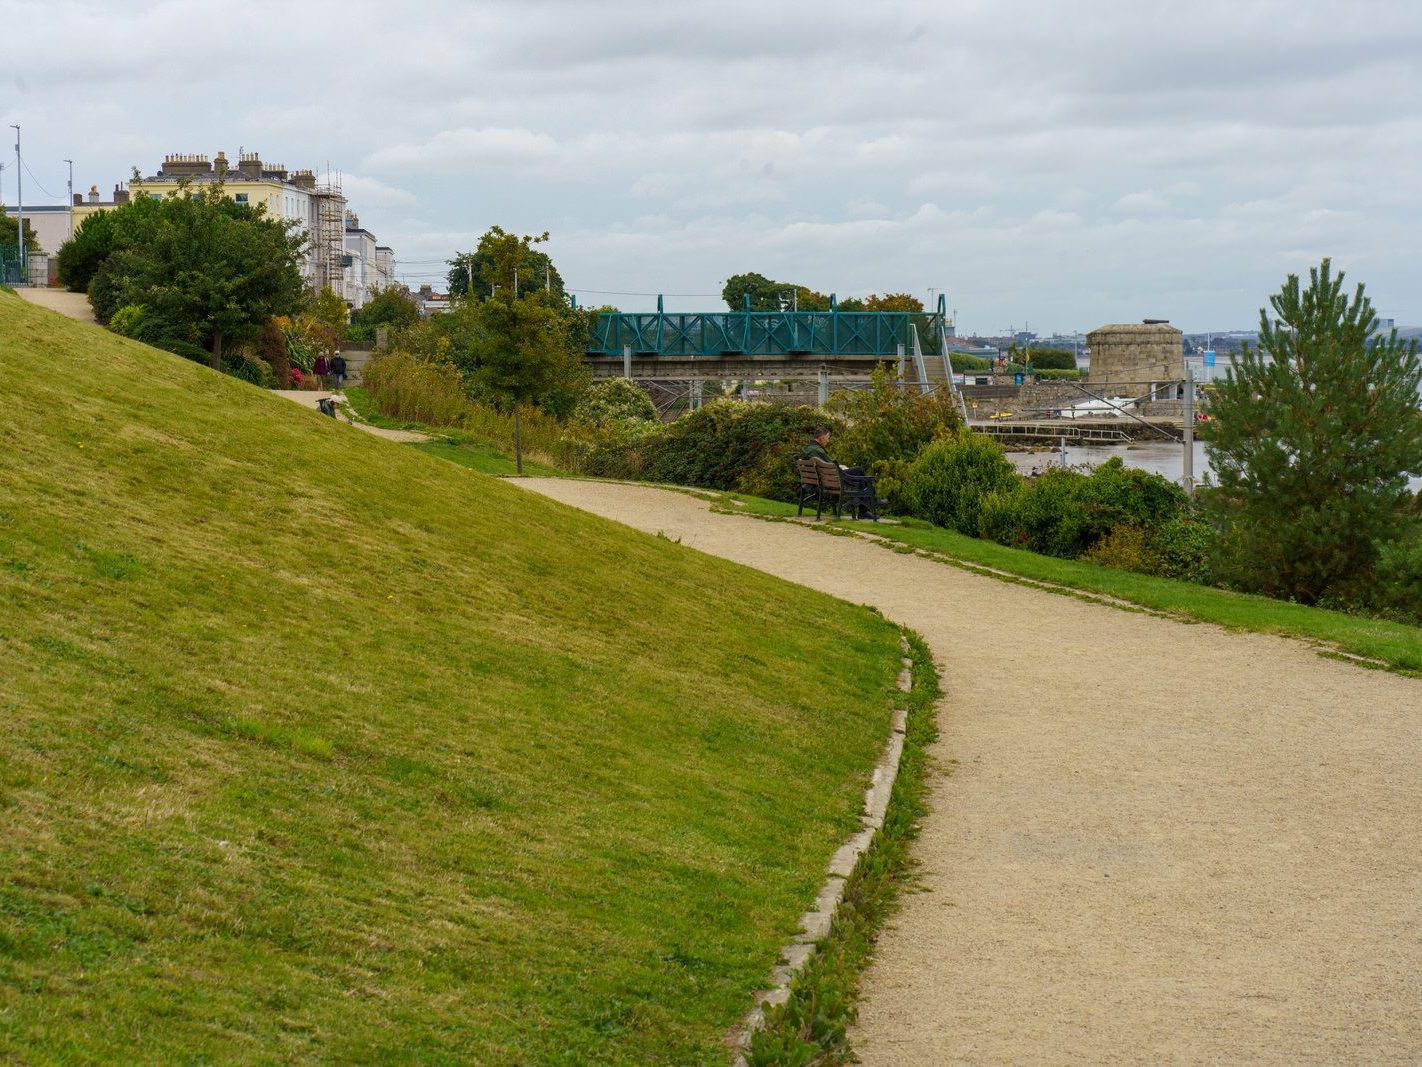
top-left (518, 479), bottom-right (1421, 1065)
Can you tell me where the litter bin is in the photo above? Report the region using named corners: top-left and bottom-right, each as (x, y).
top-left (1013, 372), bottom-right (1024, 385)
top-left (317, 397), bottom-right (337, 418)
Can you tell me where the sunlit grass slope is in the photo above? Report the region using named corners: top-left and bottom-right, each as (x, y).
top-left (0, 293), bottom-right (901, 1063)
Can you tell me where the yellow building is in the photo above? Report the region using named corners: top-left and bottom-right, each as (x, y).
top-left (69, 151), bottom-right (351, 294)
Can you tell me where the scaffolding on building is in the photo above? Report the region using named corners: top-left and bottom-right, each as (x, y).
top-left (310, 172), bottom-right (345, 296)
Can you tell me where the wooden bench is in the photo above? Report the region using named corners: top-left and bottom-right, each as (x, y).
top-left (795, 458), bottom-right (885, 521)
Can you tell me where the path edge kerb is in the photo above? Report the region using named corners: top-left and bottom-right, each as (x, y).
top-left (727, 635), bottom-right (914, 1062)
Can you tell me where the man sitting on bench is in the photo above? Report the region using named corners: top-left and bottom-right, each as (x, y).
top-left (800, 427), bottom-right (863, 475)
top-left (799, 427), bottom-right (878, 519)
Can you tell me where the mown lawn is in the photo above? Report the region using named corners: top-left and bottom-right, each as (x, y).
top-left (0, 293), bottom-right (902, 1063)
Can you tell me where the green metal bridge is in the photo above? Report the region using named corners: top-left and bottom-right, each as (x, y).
top-left (586, 294), bottom-right (951, 358)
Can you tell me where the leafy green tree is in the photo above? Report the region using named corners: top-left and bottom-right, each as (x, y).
top-left (1205, 259), bottom-right (1422, 604)
top-left (57, 207), bottom-right (132, 291)
top-left (826, 365), bottom-right (963, 498)
top-left (860, 292), bottom-right (924, 313)
top-left (721, 273), bottom-right (830, 312)
top-left (0, 210), bottom-right (41, 259)
top-left (447, 227), bottom-right (564, 301)
top-left (464, 292), bottom-right (589, 472)
top-left (88, 187), bottom-right (305, 369)
top-left (348, 285), bottom-right (421, 344)
top-left (1026, 348), bottom-right (1077, 370)
top-left (311, 286), bottom-right (349, 338)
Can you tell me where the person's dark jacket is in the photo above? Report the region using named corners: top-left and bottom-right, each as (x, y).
top-left (800, 440), bottom-right (832, 463)
top-left (332, 355), bottom-right (347, 377)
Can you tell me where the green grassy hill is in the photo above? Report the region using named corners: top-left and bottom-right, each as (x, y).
top-left (0, 293), bottom-right (901, 1063)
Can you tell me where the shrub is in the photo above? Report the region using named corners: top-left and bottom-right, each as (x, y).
top-left (156, 339), bottom-right (219, 366)
top-left (982, 458), bottom-right (1189, 559)
top-left (1365, 528), bottom-right (1422, 624)
top-left (828, 367), bottom-right (963, 499)
top-left (253, 319), bottom-right (294, 387)
top-left (106, 304), bottom-right (154, 340)
top-left (57, 208), bottom-right (119, 293)
top-left (642, 401), bottom-right (836, 499)
top-left (222, 354), bottom-right (279, 389)
top-left (1150, 515), bottom-right (1215, 583)
top-left (1026, 348), bottom-right (1077, 370)
top-left (951, 355), bottom-right (993, 371)
top-left (573, 378), bottom-right (657, 428)
top-left (901, 429), bottom-right (1019, 535)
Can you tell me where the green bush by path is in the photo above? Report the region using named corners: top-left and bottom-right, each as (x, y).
top-left (901, 428), bottom-right (1017, 535)
top-left (981, 457), bottom-right (1190, 559)
top-left (639, 400), bottom-right (836, 501)
top-left (0, 291), bottom-right (905, 1063)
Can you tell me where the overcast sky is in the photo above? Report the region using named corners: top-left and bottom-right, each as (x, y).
top-left (4, 0), bottom-right (1419, 333)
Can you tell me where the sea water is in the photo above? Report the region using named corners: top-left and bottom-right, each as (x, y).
top-left (1006, 440), bottom-right (1422, 492)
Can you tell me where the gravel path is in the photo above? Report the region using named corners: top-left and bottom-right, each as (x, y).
top-left (14, 287), bottom-right (96, 323)
top-left (518, 479), bottom-right (1422, 1065)
top-left (270, 391), bottom-right (429, 442)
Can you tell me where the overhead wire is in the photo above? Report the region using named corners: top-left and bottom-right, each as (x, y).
top-left (20, 159), bottom-right (60, 200)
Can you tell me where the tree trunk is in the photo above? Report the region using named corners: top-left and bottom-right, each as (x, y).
top-left (211, 328), bottom-right (224, 372)
top-left (514, 406), bottom-right (524, 476)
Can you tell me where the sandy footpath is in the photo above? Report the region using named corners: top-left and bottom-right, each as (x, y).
top-left (14, 286), bottom-right (96, 322)
top-left (518, 479), bottom-right (1421, 1066)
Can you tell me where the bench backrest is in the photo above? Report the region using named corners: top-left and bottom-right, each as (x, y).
top-left (814, 459), bottom-right (842, 492)
top-left (795, 458), bottom-right (821, 487)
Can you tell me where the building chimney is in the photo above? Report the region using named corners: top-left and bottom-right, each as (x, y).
top-left (238, 151), bottom-right (262, 178)
top-left (159, 153), bottom-right (213, 177)
top-left (73, 193), bottom-right (84, 207)
top-left (88, 185), bottom-right (100, 204)
top-left (290, 169), bottom-right (316, 190)
top-left (214, 151), bottom-right (229, 177)
top-left (113, 183), bottom-right (130, 206)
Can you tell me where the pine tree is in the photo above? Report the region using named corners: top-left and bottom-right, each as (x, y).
top-left (1206, 259), bottom-right (1422, 604)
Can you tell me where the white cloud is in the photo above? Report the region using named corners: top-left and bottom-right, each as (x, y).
top-left (5, 0), bottom-right (1421, 328)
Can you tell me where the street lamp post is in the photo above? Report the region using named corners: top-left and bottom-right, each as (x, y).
top-left (64, 158), bottom-right (74, 241)
top-left (10, 125), bottom-right (23, 281)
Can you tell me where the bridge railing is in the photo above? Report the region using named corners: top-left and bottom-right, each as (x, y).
top-left (589, 309), bottom-right (948, 358)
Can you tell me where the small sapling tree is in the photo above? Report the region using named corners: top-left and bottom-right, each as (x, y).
top-left (1206, 259), bottom-right (1422, 604)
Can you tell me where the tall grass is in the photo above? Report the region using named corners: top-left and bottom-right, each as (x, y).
top-left (361, 350), bottom-right (468, 426)
top-left (363, 350), bottom-right (599, 469)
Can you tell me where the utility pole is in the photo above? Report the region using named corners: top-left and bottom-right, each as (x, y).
top-left (545, 262), bottom-right (550, 291)
top-left (64, 158), bottom-right (74, 241)
top-left (513, 267), bottom-right (519, 299)
top-left (1182, 362), bottom-right (1196, 494)
top-left (10, 125), bottom-right (23, 281)
top-left (466, 254), bottom-right (474, 297)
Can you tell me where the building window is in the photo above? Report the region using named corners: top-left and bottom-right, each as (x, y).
top-left (235, 193), bottom-right (249, 204)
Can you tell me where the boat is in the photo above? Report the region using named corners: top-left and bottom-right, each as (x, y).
top-left (1052, 396), bottom-right (1138, 420)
